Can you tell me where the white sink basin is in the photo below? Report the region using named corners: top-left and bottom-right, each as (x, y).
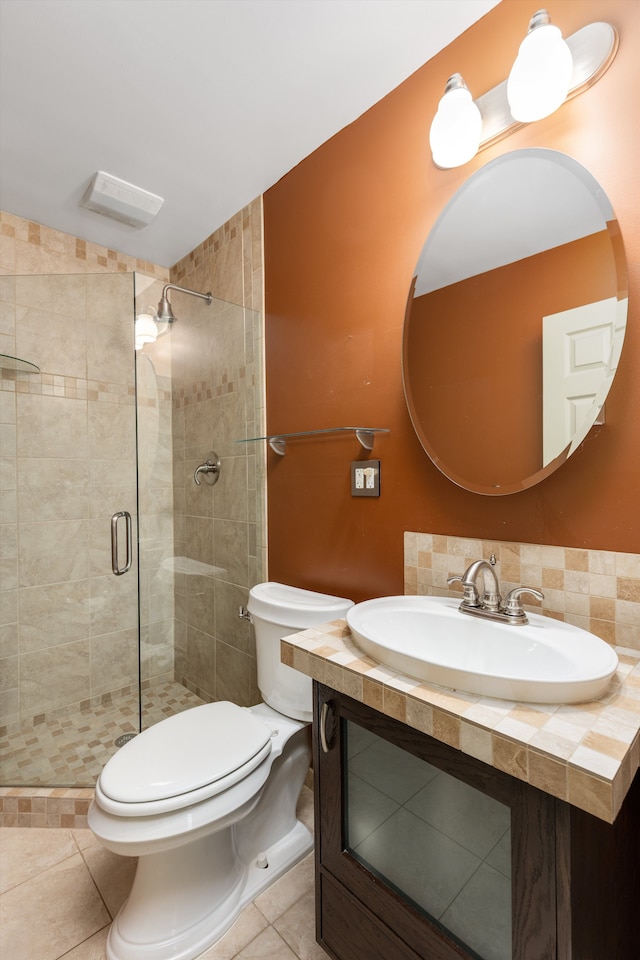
top-left (346, 596), bottom-right (618, 704)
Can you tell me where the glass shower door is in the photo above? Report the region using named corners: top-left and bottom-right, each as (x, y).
top-left (0, 271), bottom-right (141, 787)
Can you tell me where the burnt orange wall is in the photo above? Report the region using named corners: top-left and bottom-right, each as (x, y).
top-left (264, 0), bottom-right (640, 602)
top-left (407, 231), bottom-right (617, 488)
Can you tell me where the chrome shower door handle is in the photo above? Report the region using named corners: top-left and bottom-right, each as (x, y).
top-left (111, 511), bottom-right (132, 576)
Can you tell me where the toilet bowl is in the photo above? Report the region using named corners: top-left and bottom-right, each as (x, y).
top-left (89, 582), bottom-right (353, 960)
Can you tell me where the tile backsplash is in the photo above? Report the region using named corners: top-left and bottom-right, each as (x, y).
top-left (404, 533), bottom-right (640, 651)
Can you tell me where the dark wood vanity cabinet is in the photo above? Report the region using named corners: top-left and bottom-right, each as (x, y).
top-left (313, 683), bottom-right (640, 960)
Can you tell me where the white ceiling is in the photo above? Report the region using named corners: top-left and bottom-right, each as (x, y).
top-left (0, 0), bottom-right (499, 268)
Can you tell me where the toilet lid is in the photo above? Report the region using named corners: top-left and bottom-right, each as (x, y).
top-left (99, 702), bottom-right (273, 804)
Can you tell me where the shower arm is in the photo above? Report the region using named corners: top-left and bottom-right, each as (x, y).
top-left (160, 283), bottom-right (213, 305)
top-left (156, 283), bottom-right (213, 325)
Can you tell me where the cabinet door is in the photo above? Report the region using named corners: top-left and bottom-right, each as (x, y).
top-left (314, 684), bottom-right (557, 960)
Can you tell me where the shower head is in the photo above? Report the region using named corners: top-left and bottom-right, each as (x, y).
top-left (157, 283), bottom-right (213, 324)
top-left (156, 293), bottom-right (177, 323)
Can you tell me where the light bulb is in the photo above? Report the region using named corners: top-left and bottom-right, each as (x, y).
top-left (134, 313), bottom-right (158, 350)
top-left (429, 74), bottom-right (482, 169)
top-left (507, 11), bottom-right (573, 122)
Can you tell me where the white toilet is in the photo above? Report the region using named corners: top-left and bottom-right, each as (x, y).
top-left (88, 582), bottom-right (353, 960)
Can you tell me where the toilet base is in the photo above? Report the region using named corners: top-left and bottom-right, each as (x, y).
top-left (107, 818), bottom-right (313, 960)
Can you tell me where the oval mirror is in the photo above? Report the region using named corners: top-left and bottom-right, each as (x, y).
top-left (403, 148), bottom-right (628, 495)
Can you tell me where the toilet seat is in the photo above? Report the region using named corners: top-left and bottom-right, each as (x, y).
top-left (96, 702), bottom-right (274, 817)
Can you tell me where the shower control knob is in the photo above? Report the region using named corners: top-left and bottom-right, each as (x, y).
top-left (193, 451), bottom-right (221, 486)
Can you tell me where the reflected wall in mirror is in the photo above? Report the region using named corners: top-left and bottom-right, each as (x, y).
top-left (403, 149), bottom-right (628, 496)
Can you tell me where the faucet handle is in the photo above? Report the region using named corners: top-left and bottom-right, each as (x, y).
top-left (503, 586), bottom-right (544, 620)
top-left (447, 575), bottom-right (481, 607)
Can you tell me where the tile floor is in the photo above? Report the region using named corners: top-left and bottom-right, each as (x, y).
top-left (0, 786), bottom-right (326, 960)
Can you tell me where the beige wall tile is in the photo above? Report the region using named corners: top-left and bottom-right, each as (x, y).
top-left (16, 393), bottom-right (88, 459)
top-left (89, 576), bottom-right (138, 637)
top-left (19, 640), bottom-right (90, 716)
top-left (17, 304), bottom-right (88, 378)
top-left (88, 401), bottom-right (135, 461)
top-left (18, 519), bottom-right (89, 587)
top-left (405, 533), bottom-right (640, 651)
top-left (18, 580), bottom-right (91, 653)
top-left (17, 458), bottom-right (89, 521)
top-left (0, 586), bottom-right (17, 626)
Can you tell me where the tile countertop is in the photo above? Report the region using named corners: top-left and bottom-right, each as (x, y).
top-left (281, 620), bottom-right (640, 824)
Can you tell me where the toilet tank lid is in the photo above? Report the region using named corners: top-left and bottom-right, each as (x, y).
top-left (248, 581), bottom-right (353, 628)
top-left (99, 702), bottom-right (273, 804)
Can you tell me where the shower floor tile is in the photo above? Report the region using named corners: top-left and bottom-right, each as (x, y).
top-left (1, 679), bottom-right (206, 789)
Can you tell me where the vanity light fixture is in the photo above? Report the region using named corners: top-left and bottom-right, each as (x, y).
top-left (507, 9), bottom-right (573, 122)
top-left (430, 13), bottom-right (618, 169)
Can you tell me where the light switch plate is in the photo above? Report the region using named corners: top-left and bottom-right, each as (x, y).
top-left (351, 460), bottom-right (380, 497)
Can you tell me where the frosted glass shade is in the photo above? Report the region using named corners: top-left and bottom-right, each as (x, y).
top-left (429, 79), bottom-right (482, 169)
top-left (507, 22), bottom-right (573, 122)
top-left (135, 313), bottom-right (158, 350)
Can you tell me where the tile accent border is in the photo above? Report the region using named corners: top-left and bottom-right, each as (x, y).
top-left (0, 210), bottom-right (170, 279)
top-left (282, 621), bottom-right (640, 824)
top-left (404, 533), bottom-right (640, 650)
top-left (0, 787), bottom-right (93, 829)
top-left (1, 367), bottom-right (136, 402)
top-left (172, 367), bottom-right (253, 408)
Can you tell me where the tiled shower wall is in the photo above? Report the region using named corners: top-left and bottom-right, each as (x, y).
top-left (169, 198), bottom-right (266, 705)
top-left (0, 211), bottom-right (169, 729)
top-left (404, 532), bottom-right (640, 650)
top-left (0, 203), bottom-right (266, 736)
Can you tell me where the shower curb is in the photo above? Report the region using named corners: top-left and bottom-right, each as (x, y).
top-left (0, 786), bottom-right (94, 829)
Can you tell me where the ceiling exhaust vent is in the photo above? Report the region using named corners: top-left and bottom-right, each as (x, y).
top-left (81, 171), bottom-right (164, 228)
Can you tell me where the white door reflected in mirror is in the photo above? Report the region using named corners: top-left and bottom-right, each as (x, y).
top-left (542, 296), bottom-right (626, 466)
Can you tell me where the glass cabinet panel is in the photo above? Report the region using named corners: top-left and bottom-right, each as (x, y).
top-left (345, 721), bottom-right (512, 960)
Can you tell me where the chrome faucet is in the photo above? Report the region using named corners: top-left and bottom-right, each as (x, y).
top-left (447, 557), bottom-right (544, 625)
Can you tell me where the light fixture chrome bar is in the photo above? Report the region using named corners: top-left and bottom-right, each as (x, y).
top-left (476, 22), bottom-right (618, 153)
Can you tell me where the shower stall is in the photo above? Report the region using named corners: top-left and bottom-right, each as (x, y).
top-left (0, 270), bottom-right (263, 790)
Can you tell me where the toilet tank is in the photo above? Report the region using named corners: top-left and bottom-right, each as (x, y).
top-left (248, 582), bottom-right (353, 723)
